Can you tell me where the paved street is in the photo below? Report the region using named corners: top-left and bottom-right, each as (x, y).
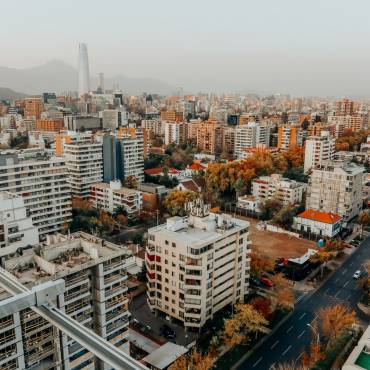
top-left (236, 238), bottom-right (370, 370)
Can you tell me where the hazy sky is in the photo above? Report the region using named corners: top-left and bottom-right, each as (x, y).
top-left (2, 0), bottom-right (370, 96)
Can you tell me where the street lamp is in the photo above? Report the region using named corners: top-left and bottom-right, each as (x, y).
top-left (307, 323), bottom-right (320, 345)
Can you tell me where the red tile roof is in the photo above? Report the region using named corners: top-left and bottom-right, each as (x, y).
top-left (144, 167), bottom-right (180, 175)
top-left (179, 179), bottom-right (201, 192)
top-left (188, 163), bottom-right (206, 171)
top-left (297, 209), bottom-right (342, 224)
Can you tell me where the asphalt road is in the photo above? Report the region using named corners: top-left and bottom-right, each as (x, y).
top-left (237, 238), bottom-right (370, 370)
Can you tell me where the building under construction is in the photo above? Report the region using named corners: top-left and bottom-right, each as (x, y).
top-left (0, 231), bottom-right (131, 370)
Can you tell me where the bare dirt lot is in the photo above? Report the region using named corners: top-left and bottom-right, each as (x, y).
top-left (242, 217), bottom-right (317, 260)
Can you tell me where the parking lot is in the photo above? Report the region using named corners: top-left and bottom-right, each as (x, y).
top-left (129, 292), bottom-right (197, 347)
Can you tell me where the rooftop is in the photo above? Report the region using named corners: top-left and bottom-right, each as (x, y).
top-left (297, 209), bottom-right (342, 224)
top-left (143, 342), bottom-right (188, 370)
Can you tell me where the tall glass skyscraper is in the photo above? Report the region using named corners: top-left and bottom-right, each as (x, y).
top-left (78, 43), bottom-right (90, 96)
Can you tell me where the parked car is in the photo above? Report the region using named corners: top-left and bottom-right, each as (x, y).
top-left (160, 324), bottom-right (176, 339)
top-left (250, 277), bottom-right (262, 286)
top-left (353, 270), bottom-right (362, 279)
top-left (260, 277), bottom-right (274, 287)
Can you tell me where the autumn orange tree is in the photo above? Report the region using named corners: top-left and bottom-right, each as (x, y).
top-left (72, 197), bottom-right (92, 211)
top-left (250, 297), bottom-right (272, 319)
top-left (270, 272), bottom-right (294, 311)
top-left (359, 210), bottom-right (370, 238)
top-left (317, 304), bottom-right (356, 342)
top-left (163, 189), bottom-right (198, 216)
top-left (168, 349), bottom-right (214, 370)
top-left (123, 175), bottom-right (138, 189)
top-left (335, 129), bottom-right (369, 151)
top-left (250, 252), bottom-right (274, 278)
top-left (222, 304), bottom-right (268, 347)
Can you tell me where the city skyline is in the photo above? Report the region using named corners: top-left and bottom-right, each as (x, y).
top-left (1, 0), bottom-right (370, 96)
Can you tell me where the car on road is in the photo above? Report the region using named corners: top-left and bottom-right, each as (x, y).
top-left (160, 324), bottom-right (176, 339)
top-left (353, 270), bottom-right (362, 279)
top-left (260, 277), bottom-right (274, 287)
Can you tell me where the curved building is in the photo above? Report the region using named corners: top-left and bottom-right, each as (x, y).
top-left (78, 42), bottom-right (90, 96)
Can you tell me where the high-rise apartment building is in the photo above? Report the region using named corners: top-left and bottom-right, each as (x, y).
top-left (160, 110), bottom-right (183, 122)
top-left (146, 201), bottom-right (251, 330)
top-left (306, 162), bottom-right (364, 223)
top-left (0, 231), bottom-right (131, 370)
top-left (196, 120), bottom-right (222, 155)
top-left (304, 131), bottom-right (336, 173)
top-left (277, 124), bottom-right (304, 149)
top-left (117, 127), bottom-right (145, 183)
top-left (0, 149), bottom-right (72, 237)
top-left (100, 109), bottom-right (123, 130)
top-left (0, 192), bottom-right (39, 257)
top-left (234, 122), bottom-right (271, 159)
top-left (335, 98), bottom-right (354, 116)
top-left (163, 121), bottom-right (187, 146)
top-left (221, 126), bottom-right (236, 158)
top-left (78, 43), bottom-right (91, 97)
top-left (24, 97), bottom-right (44, 119)
top-left (55, 132), bottom-right (103, 199)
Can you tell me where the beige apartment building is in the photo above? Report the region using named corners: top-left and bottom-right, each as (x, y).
top-left (55, 131), bottom-right (103, 199)
top-left (304, 131), bottom-right (335, 173)
top-left (0, 232), bottom-right (131, 370)
top-left (306, 162), bottom-right (364, 224)
top-left (146, 201), bottom-right (251, 331)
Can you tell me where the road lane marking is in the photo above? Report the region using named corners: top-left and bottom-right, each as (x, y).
top-left (287, 326), bottom-right (293, 333)
top-left (335, 290), bottom-right (341, 298)
top-left (343, 281), bottom-right (349, 288)
top-left (297, 330), bottom-right (305, 339)
top-left (296, 353), bottom-right (302, 363)
top-left (271, 340), bottom-right (279, 349)
top-left (335, 278), bottom-right (339, 283)
top-left (299, 313), bottom-right (306, 320)
top-left (253, 356), bottom-right (263, 367)
top-left (324, 287), bottom-right (330, 295)
top-left (311, 315), bottom-right (318, 323)
top-left (346, 294), bottom-right (351, 300)
top-left (350, 262), bottom-right (354, 266)
top-left (269, 364), bottom-right (276, 370)
top-left (282, 345), bottom-right (292, 356)
top-left (342, 268), bottom-right (348, 275)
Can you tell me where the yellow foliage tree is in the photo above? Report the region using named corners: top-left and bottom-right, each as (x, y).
top-left (163, 190), bottom-right (198, 216)
top-left (250, 253), bottom-right (274, 278)
top-left (318, 304), bottom-right (356, 341)
top-left (270, 273), bottom-right (294, 310)
top-left (222, 304), bottom-right (268, 347)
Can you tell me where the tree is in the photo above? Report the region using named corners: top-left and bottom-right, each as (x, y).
top-left (163, 190), bottom-right (198, 216)
top-left (123, 176), bottom-right (138, 189)
top-left (272, 205), bottom-right (296, 229)
top-left (250, 297), bottom-right (272, 319)
top-left (116, 214), bottom-right (128, 228)
top-left (169, 350), bottom-right (214, 370)
top-left (317, 304), bottom-right (356, 341)
top-left (222, 304), bottom-right (269, 347)
top-left (259, 197), bottom-right (282, 220)
top-left (250, 253), bottom-right (274, 278)
top-left (270, 273), bottom-right (294, 310)
top-left (72, 197), bottom-right (92, 211)
top-left (358, 210), bottom-right (370, 238)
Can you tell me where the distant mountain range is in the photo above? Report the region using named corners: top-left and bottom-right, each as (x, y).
top-left (0, 60), bottom-right (173, 95)
top-left (0, 87), bottom-right (27, 101)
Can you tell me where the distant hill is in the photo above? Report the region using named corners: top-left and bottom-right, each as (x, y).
top-left (0, 87), bottom-right (27, 100)
top-left (0, 60), bottom-right (173, 96)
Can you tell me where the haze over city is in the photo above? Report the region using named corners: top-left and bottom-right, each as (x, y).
top-left (2, 0), bottom-right (370, 95)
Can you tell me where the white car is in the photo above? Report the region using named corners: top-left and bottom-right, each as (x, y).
top-left (353, 270), bottom-right (361, 279)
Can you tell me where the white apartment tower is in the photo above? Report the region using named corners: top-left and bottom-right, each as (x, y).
top-left (234, 122), bottom-right (270, 159)
top-left (0, 149), bottom-right (72, 237)
top-left (146, 201), bottom-right (251, 330)
top-left (56, 132), bottom-right (103, 199)
top-left (0, 232), bottom-right (131, 370)
top-left (304, 131), bottom-right (336, 173)
top-left (0, 192), bottom-right (39, 258)
top-left (306, 162), bottom-right (364, 223)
